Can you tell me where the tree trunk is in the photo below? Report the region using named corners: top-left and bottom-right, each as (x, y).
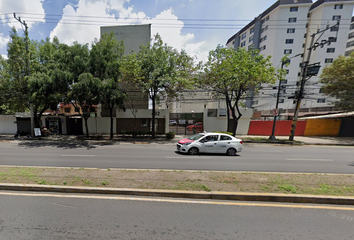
top-left (109, 108), bottom-right (114, 139)
top-left (84, 117), bottom-right (89, 137)
top-left (151, 97), bottom-right (156, 139)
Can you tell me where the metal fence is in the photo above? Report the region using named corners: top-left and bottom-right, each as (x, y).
top-left (169, 112), bottom-right (203, 135)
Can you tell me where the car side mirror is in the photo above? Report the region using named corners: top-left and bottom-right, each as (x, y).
top-left (200, 139), bottom-right (205, 143)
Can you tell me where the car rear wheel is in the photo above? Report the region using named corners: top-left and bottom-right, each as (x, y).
top-left (226, 148), bottom-right (237, 156)
top-left (188, 147), bottom-right (199, 155)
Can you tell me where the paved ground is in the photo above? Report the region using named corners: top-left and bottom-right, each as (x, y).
top-left (2, 134), bottom-right (354, 145)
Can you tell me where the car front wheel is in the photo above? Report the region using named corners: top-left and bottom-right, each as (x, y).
top-left (188, 147), bottom-right (199, 155)
top-left (226, 148), bottom-right (237, 156)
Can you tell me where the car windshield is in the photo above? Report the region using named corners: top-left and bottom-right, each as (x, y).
top-left (187, 134), bottom-right (204, 140)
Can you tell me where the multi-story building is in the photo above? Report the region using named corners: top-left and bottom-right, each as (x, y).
top-left (346, 16), bottom-right (354, 56)
top-left (226, 0), bottom-right (354, 116)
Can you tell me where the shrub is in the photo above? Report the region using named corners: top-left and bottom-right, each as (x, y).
top-left (165, 132), bottom-right (175, 139)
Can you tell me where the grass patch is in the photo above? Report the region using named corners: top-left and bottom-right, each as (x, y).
top-left (278, 184), bottom-right (297, 194)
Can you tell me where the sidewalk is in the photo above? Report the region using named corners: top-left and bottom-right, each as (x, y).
top-left (1, 134), bottom-right (354, 146)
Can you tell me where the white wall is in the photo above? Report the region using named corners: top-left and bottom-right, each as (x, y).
top-left (0, 115), bottom-right (17, 134)
top-left (86, 117), bottom-right (113, 134)
top-left (203, 108), bottom-right (253, 135)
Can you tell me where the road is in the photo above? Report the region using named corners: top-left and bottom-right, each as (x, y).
top-left (0, 191), bottom-right (353, 239)
top-left (0, 141), bottom-right (353, 173)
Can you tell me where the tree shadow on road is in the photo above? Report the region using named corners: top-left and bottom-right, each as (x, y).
top-left (17, 140), bottom-right (101, 149)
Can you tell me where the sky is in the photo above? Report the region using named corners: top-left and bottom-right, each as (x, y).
top-left (0, 0), bottom-right (287, 63)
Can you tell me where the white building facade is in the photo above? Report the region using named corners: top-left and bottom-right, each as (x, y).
top-left (226, 0), bottom-right (354, 114)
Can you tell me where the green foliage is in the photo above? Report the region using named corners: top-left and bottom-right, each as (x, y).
top-left (320, 52), bottom-right (354, 111)
top-left (165, 132), bottom-right (175, 139)
top-left (121, 34), bottom-right (196, 138)
top-left (70, 73), bottom-right (101, 137)
top-left (202, 46), bottom-right (276, 136)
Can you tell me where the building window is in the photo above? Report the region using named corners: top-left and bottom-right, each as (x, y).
top-left (265, 16), bottom-right (269, 21)
top-left (260, 45), bottom-right (266, 51)
top-left (334, 4), bottom-right (343, 9)
top-left (287, 28), bottom-right (295, 33)
top-left (65, 108), bottom-right (70, 113)
top-left (348, 32), bottom-right (354, 39)
top-left (260, 35), bottom-right (267, 42)
top-left (281, 79), bottom-right (288, 84)
top-left (351, 23), bottom-right (354, 30)
top-left (330, 25), bottom-right (339, 32)
top-left (250, 27), bottom-right (254, 34)
top-left (286, 69), bottom-right (289, 74)
top-left (327, 48), bottom-right (335, 53)
top-left (241, 41), bottom-right (246, 47)
top-left (248, 45), bottom-right (254, 50)
top-left (332, 15), bottom-right (341, 20)
top-left (345, 50), bottom-right (354, 56)
top-left (279, 99), bottom-right (285, 103)
top-left (304, 33), bottom-right (307, 38)
top-left (261, 25), bottom-right (268, 33)
top-left (285, 39), bottom-right (294, 44)
top-left (241, 33), bottom-right (247, 40)
top-left (317, 98), bottom-right (326, 103)
top-left (252, 100), bottom-right (259, 105)
top-left (249, 36), bottom-right (253, 42)
top-left (319, 88), bottom-right (324, 93)
top-left (290, 7), bottom-right (298, 12)
top-left (325, 58), bottom-right (333, 63)
top-left (284, 49), bottom-right (292, 54)
top-left (207, 109), bottom-right (217, 117)
top-left (347, 40), bottom-right (354, 48)
top-left (288, 17), bottom-right (297, 23)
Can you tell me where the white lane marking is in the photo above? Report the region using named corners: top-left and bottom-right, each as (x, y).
top-left (0, 192), bottom-right (354, 211)
top-left (285, 158), bottom-right (333, 162)
top-left (50, 202), bottom-right (77, 209)
top-left (62, 155), bottom-right (96, 157)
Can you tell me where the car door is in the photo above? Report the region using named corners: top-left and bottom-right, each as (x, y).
top-left (216, 135), bottom-right (233, 153)
top-left (202, 135), bottom-right (219, 153)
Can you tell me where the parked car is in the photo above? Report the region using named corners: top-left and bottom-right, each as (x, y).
top-left (176, 132), bottom-right (243, 156)
top-left (169, 120), bottom-right (177, 126)
top-left (186, 122), bottom-right (203, 133)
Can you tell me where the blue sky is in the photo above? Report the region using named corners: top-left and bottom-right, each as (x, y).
top-left (1, 0), bottom-right (282, 62)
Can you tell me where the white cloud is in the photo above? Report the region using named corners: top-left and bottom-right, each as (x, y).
top-left (50, 0), bottom-right (145, 46)
top-left (0, 0), bottom-right (45, 29)
top-left (143, 8), bottom-right (208, 62)
top-left (50, 1), bottom-right (207, 62)
top-left (0, 33), bottom-right (10, 49)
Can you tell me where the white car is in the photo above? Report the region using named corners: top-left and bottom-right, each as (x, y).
top-left (176, 132), bottom-right (243, 156)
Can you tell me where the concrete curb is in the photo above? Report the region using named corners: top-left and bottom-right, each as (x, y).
top-left (1, 184), bottom-right (354, 206)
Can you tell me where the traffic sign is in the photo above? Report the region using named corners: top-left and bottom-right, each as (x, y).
top-left (272, 108), bottom-right (279, 116)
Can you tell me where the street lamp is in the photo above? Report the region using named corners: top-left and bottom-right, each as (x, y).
top-left (269, 53), bottom-right (302, 140)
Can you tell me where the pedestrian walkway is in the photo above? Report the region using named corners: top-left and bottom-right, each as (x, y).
top-left (1, 134), bottom-right (354, 146)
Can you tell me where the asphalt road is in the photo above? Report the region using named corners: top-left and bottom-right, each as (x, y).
top-left (0, 191), bottom-right (353, 240)
top-left (0, 141), bottom-right (354, 173)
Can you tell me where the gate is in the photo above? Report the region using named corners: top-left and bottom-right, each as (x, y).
top-left (169, 112), bottom-right (203, 135)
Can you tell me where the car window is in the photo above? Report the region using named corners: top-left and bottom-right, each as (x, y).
top-left (220, 135), bottom-right (232, 141)
top-left (188, 134), bottom-right (204, 140)
top-left (205, 135), bottom-right (218, 142)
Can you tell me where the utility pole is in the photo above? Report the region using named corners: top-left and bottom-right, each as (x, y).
top-left (14, 13), bottom-right (34, 138)
top-left (289, 21), bottom-right (339, 141)
top-left (269, 53), bottom-right (302, 140)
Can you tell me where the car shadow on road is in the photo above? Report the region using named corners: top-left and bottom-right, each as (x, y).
top-left (174, 151), bottom-right (241, 157)
top-left (17, 140), bottom-right (98, 149)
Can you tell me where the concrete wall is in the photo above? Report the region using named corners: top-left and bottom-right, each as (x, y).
top-left (85, 117), bottom-right (112, 134)
top-left (304, 119), bottom-right (341, 136)
top-left (0, 115), bottom-right (17, 134)
top-left (203, 108), bottom-right (253, 135)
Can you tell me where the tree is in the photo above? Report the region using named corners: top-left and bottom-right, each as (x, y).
top-left (121, 34), bottom-right (196, 138)
top-left (89, 33), bottom-right (126, 139)
top-left (320, 52), bottom-right (354, 111)
top-left (70, 73), bottom-right (101, 137)
top-left (202, 46), bottom-right (276, 136)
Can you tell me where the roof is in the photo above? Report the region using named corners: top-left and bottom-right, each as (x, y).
top-left (310, 0), bottom-right (353, 11)
top-left (299, 111), bottom-right (354, 119)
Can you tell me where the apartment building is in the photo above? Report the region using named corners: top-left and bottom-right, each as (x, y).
top-left (346, 16), bottom-right (354, 56)
top-left (226, 0), bottom-right (354, 114)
